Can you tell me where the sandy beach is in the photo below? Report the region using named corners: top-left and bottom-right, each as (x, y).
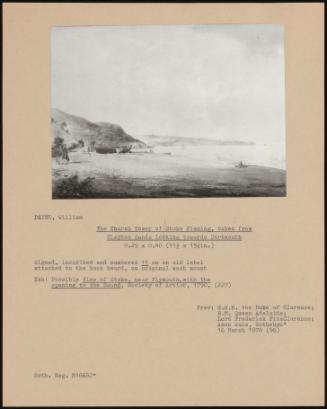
top-left (52, 151), bottom-right (286, 198)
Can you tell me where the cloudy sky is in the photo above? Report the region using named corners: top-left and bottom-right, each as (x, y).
top-left (52, 24), bottom-right (285, 144)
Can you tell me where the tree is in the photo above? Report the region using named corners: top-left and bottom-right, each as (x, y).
top-left (54, 136), bottom-right (64, 146)
top-left (52, 136), bottom-right (65, 158)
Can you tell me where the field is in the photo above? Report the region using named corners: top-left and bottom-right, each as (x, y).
top-left (52, 150), bottom-right (286, 199)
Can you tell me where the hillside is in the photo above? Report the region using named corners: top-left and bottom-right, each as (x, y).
top-left (140, 134), bottom-right (255, 147)
top-left (51, 109), bottom-right (145, 151)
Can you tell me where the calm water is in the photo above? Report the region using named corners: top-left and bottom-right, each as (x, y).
top-left (153, 143), bottom-right (286, 170)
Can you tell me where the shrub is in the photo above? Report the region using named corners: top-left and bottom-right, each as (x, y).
top-left (69, 142), bottom-right (79, 151)
top-left (53, 175), bottom-right (96, 198)
top-left (54, 136), bottom-right (64, 146)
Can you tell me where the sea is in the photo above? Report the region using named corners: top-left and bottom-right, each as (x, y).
top-left (153, 142), bottom-right (286, 170)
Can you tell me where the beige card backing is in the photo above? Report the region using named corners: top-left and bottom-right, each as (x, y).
top-left (3, 3), bottom-right (324, 406)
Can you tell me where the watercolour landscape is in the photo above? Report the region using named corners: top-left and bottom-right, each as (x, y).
top-left (52, 25), bottom-right (286, 198)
